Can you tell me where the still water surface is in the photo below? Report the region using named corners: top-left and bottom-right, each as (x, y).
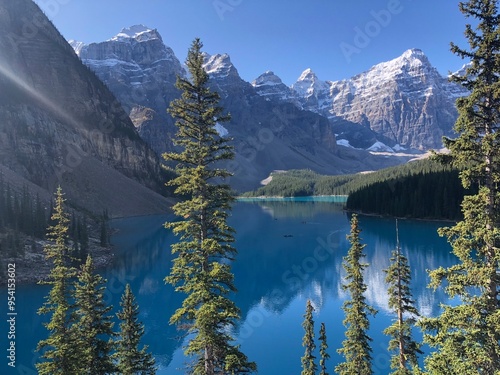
top-left (1, 199), bottom-right (458, 374)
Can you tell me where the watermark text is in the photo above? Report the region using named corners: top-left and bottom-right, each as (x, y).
top-left (6, 263), bottom-right (16, 368)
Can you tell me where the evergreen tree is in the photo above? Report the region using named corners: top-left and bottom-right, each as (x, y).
top-left (164, 38), bottom-right (256, 374)
top-left (100, 209), bottom-right (109, 247)
top-left (73, 255), bottom-right (115, 374)
top-left (34, 192), bottom-right (47, 238)
top-left (114, 284), bottom-right (156, 375)
top-left (77, 216), bottom-right (89, 263)
top-left (301, 300), bottom-right (317, 375)
top-left (0, 171), bottom-right (4, 227)
top-left (419, 1), bottom-right (500, 374)
top-left (336, 214), bottom-right (376, 375)
top-left (5, 183), bottom-right (13, 225)
top-left (319, 323), bottom-right (330, 375)
top-left (383, 220), bottom-right (421, 375)
top-left (80, 215), bottom-right (89, 252)
top-left (36, 187), bottom-right (80, 375)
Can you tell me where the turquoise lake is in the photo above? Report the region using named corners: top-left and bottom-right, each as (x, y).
top-left (1, 199), bottom-right (458, 374)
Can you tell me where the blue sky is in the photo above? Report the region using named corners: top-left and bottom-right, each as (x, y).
top-left (34, 0), bottom-right (470, 85)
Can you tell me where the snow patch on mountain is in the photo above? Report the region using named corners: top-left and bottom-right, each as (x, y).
top-left (203, 53), bottom-right (239, 80)
top-left (336, 139), bottom-right (395, 153)
top-left (367, 141), bottom-right (395, 153)
top-left (252, 71), bottom-right (284, 87)
top-left (110, 25), bottom-right (160, 42)
top-left (214, 123), bottom-right (229, 137)
top-left (292, 68), bottom-right (330, 99)
top-left (84, 58), bottom-right (140, 69)
top-left (68, 40), bottom-right (85, 55)
top-left (336, 139), bottom-right (356, 148)
top-left (251, 71), bottom-right (297, 103)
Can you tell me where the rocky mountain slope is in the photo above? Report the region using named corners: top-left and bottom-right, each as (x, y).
top-left (0, 1), bottom-right (171, 217)
top-left (253, 49), bottom-right (468, 150)
top-left (71, 26), bottom-right (413, 191)
top-left (70, 25), bottom-right (184, 156)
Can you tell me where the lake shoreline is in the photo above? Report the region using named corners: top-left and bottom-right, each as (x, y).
top-left (344, 209), bottom-right (458, 224)
top-left (236, 195), bottom-right (348, 202)
top-left (237, 195), bottom-right (457, 223)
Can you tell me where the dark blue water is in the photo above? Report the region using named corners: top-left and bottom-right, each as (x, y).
top-left (0, 199), bottom-right (457, 374)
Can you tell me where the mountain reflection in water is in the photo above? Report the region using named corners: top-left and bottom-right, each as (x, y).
top-left (3, 199), bottom-right (457, 375)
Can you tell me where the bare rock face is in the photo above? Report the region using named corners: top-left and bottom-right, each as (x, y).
top-left (0, 0), bottom-right (169, 217)
top-left (328, 49), bottom-right (465, 149)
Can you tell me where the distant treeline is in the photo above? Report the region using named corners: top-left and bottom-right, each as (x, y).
top-left (345, 168), bottom-right (471, 220)
top-left (242, 159), bottom-right (473, 220)
top-left (0, 177), bottom-right (48, 256)
top-left (0, 174), bottom-right (109, 259)
top-left (241, 169), bottom-right (357, 197)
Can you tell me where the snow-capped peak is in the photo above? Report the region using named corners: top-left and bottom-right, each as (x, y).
top-left (393, 48), bottom-right (431, 69)
top-left (350, 48), bottom-right (438, 88)
top-left (68, 40), bottom-right (85, 56)
top-left (202, 53), bottom-right (239, 79)
top-left (401, 48), bottom-right (426, 60)
top-left (371, 48), bottom-right (428, 70)
top-left (252, 71), bottom-right (284, 87)
top-left (297, 68), bottom-right (318, 82)
top-left (251, 70), bottom-right (297, 103)
top-left (450, 62), bottom-right (470, 79)
top-left (292, 68), bottom-right (330, 99)
top-left (390, 49), bottom-right (433, 70)
top-left (110, 25), bottom-right (160, 42)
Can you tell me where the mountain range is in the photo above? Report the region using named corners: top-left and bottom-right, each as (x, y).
top-left (71, 25), bottom-right (466, 190)
top-left (254, 49), bottom-right (467, 150)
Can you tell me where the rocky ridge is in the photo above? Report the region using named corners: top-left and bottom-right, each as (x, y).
top-left (70, 24), bottom-right (185, 156)
top-left (253, 49), bottom-right (468, 150)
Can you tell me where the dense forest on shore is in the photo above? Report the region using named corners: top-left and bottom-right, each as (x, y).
top-left (242, 169), bottom-right (356, 197)
top-left (345, 167), bottom-right (470, 220)
top-left (0, 173), bottom-right (109, 260)
top-left (242, 159), bottom-right (473, 220)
